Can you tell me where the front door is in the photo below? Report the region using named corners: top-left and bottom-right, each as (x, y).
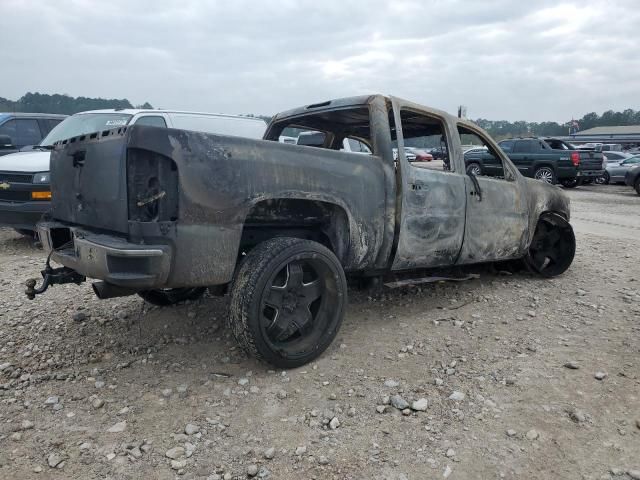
top-left (457, 125), bottom-right (529, 263)
top-left (390, 102), bottom-right (467, 270)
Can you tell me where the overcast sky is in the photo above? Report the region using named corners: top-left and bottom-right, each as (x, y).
top-left (2, 0), bottom-right (639, 122)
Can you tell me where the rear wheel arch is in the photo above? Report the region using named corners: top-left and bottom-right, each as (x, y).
top-left (240, 198), bottom-right (352, 265)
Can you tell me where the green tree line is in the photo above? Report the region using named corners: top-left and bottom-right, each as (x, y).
top-left (474, 108), bottom-right (640, 140)
top-left (2, 92), bottom-right (639, 141)
top-left (0, 92), bottom-right (153, 115)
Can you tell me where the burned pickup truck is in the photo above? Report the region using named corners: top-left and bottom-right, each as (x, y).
top-left (30, 95), bottom-right (576, 367)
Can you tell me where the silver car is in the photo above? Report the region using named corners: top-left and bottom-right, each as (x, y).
top-left (601, 155), bottom-right (640, 184)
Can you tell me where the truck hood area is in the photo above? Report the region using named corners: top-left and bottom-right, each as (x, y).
top-left (0, 151), bottom-right (50, 173)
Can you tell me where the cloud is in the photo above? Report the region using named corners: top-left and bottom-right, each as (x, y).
top-left (1, 0), bottom-right (639, 122)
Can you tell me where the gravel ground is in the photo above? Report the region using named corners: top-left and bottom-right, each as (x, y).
top-left (0, 185), bottom-right (638, 480)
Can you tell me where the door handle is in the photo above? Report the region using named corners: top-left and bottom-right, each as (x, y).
top-left (467, 172), bottom-right (483, 201)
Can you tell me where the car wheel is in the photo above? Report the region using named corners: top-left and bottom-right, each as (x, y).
top-left (595, 172), bottom-right (609, 185)
top-left (229, 237), bottom-right (347, 368)
top-left (635, 177), bottom-right (640, 196)
top-left (524, 213), bottom-right (575, 277)
top-left (534, 166), bottom-right (556, 184)
top-left (560, 178), bottom-right (581, 188)
top-left (466, 163), bottom-right (482, 176)
top-left (138, 287), bottom-right (206, 306)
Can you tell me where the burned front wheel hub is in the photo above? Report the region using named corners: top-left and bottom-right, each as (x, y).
top-left (525, 214), bottom-right (575, 277)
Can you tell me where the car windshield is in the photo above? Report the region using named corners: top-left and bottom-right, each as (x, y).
top-left (40, 113), bottom-right (133, 146)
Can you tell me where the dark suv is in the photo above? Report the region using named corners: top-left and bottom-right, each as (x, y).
top-left (0, 113), bottom-right (66, 156)
top-left (464, 137), bottom-right (604, 187)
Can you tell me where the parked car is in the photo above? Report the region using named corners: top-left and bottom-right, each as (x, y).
top-left (595, 143), bottom-right (623, 152)
top-left (405, 147), bottom-right (433, 162)
top-left (597, 154), bottom-right (640, 184)
top-left (0, 113), bottom-right (66, 156)
top-left (603, 151), bottom-right (633, 163)
top-left (625, 165), bottom-right (640, 195)
top-left (465, 137), bottom-right (604, 188)
top-left (31, 94), bottom-right (575, 368)
top-left (0, 109), bottom-right (266, 235)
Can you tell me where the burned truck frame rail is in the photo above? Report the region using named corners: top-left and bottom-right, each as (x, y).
top-left (33, 94), bottom-right (575, 367)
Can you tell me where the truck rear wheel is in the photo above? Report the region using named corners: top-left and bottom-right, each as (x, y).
top-left (138, 287), bottom-right (206, 306)
top-left (524, 214), bottom-right (575, 277)
top-left (534, 166), bottom-right (556, 184)
top-left (229, 237), bottom-right (347, 368)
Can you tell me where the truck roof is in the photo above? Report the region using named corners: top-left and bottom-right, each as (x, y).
top-left (75, 108), bottom-right (266, 123)
top-left (0, 112), bottom-right (67, 119)
top-left (272, 94), bottom-right (472, 128)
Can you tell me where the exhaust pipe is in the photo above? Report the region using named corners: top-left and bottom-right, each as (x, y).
top-left (92, 282), bottom-right (138, 299)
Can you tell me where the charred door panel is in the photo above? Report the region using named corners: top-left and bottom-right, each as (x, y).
top-left (391, 169), bottom-right (466, 269)
top-left (458, 176), bottom-right (528, 263)
top-left (390, 100), bottom-right (466, 271)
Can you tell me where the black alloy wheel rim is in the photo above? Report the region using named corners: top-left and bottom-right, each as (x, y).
top-left (259, 255), bottom-right (340, 360)
top-left (527, 218), bottom-right (575, 276)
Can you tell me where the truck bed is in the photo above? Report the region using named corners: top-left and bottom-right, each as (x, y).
top-left (48, 125), bottom-right (392, 284)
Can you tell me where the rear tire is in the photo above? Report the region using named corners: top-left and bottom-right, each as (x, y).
top-left (635, 177), bottom-right (640, 196)
top-left (560, 178), bottom-right (581, 188)
top-left (229, 237), bottom-right (347, 368)
top-left (596, 171), bottom-right (609, 185)
top-left (524, 214), bottom-right (575, 277)
top-left (138, 287), bottom-right (206, 306)
top-left (534, 166), bottom-right (556, 185)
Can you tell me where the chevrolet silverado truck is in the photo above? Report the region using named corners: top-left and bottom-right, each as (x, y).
top-left (464, 137), bottom-right (604, 188)
top-left (30, 95), bottom-right (576, 367)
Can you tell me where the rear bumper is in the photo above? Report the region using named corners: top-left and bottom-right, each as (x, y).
top-left (0, 201), bottom-right (50, 230)
top-left (576, 169), bottom-right (604, 178)
top-left (37, 221), bottom-right (172, 289)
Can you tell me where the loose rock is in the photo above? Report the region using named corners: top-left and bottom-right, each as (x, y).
top-left (411, 398), bottom-right (428, 411)
top-left (448, 391), bottom-right (465, 402)
top-left (390, 394), bottom-right (409, 410)
top-left (106, 421), bottom-right (127, 433)
top-left (185, 423), bottom-right (200, 435)
top-left (526, 429), bottom-right (539, 440)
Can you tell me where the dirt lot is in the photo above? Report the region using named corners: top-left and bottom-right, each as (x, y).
top-left (0, 185), bottom-right (638, 480)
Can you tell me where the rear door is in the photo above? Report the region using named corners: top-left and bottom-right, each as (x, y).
top-left (457, 125), bottom-right (529, 263)
top-left (390, 100), bottom-right (467, 270)
top-left (510, 140), bottom-right (534, 176)
top-left (15, 119), bottom-right (43, 148)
